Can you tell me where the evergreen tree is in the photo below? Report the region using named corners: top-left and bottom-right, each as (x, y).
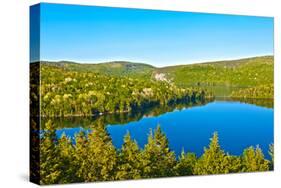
top-left (225, 155), bottom-right (242, 173)
top-left (74, 124), bottom-right (117, 182)
top-left (40, 120), bottom-right (61, 185)
top-left (174, 150), bottom-right (197, 176)
top-left (141, 126), bottom-right (176, 178)
top-left (57, 134), bottom-right (77, 183)
top-left (38, 121), bottom-right (272, 184)
top-left (241, 146), bottom-right (269, 172)
top-left (73, 131), bottom-right (88, 182)
top-left (269, 144), bottom-right (274, 170)
top-left (194, 132), bottom-right (231, 175)
top-left (116, 132), bottom-right (142, 180)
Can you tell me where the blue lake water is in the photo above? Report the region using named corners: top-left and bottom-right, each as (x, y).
top-left (51, 100), bottom-right (274, 159)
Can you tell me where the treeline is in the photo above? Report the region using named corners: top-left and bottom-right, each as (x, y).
top-left (157, 56), bottom-right (274, 99)
top-left (40, 121), bottom-right (274, 185)
top-left (216, 97), bottom-right (273, 109)
top-left (231, 84), bottom-right (273, 99)
top-left (41, 98), bottom-right (213, 129)
top-left (40, 64), bottom-right (212, 117)
top-left (159, 56), bottom-right (273, 88)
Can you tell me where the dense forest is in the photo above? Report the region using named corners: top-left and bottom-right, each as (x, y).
top-left (47, 56), bottom-right (273, 88)
top-left (156, 56), bottom-right (274, 99)
top-left (231, 84), bottom-right (273, 99)
top-left (39, 63), bottom-right (212, 117)
top-left (39, 120), bottom-right (273, 185)
top-left (157, 56), bottom-right (273, 87)
top-left (36, 55), bottom-right (273, 118)
top-left (30, 56), bottom-right (274, 184)
top-left (36, 55), bottom-right (273, 117)
top-left (45, 60), bottom-right (155, 79)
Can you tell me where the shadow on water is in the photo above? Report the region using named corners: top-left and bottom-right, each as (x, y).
top-left (41, 97), bottom-right (273, 130)
top-left (41, 98), bottom-right (214, 129)
top-left (216, 97), bottom-right (274, 109)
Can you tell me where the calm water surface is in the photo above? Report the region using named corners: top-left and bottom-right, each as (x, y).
top-left (46, 99), bottom-right (274, 159)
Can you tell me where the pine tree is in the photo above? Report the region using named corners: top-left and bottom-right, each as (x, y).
top-left (141, 125), bottom-right (176, 178)
top-left (74, 124), bottom-right (117, 182)
top-left (174, 150), bottom-right (197, 176)
top-left (73, 131), bottom-right (88, 182)
top-left (225, 155), bottom-right (242, 173)
top-left (242, 146), bottom-right (269, 172)
top-left (38, 119), bottom-right (273, 184)
top-left (116, 132), bottom-right (142, 180)
top-left (194, 132), bottom-right (231, 175)
top-left (40, 120), bottom-right (61, 185)
top-left (57, 134), bottom-right (77, 183)
top-left (269, 144), bottom-right (274, 170)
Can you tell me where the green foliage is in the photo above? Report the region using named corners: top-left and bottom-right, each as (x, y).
top-left (74, 123), bottom-right (117, 182)
top-left (40, 123), bottom-right (272, 185)
top-left (193, 132), bottom-right (243, 175)
top-left (39, 56), bottom-right (273, 117)
top-left (47, 60), bottom-right (155, 78)
top-left (40, 98), bottom-right (214, 130)
top-left (141, 126), bottom-right (177, 178)
top-left (36, 54), bottom-right (273, 185)
top-left (269, 144), bottom-right (274, 170)
top-left (226, 155), bottom-right (243, 173)
top-left (231, 84), bottom-right (273, 99)
top-left (194, 132), bottom-right (233, 175)
top-left (72, 131), bottom-right (88, 182)
top-left (116, 132), bottom-right (142, 180)
top-left (241, 146), bottom-right (269, 172)
top-left (174, 150), bottom-right (197, 176)
top-left (56, 134), bottom-right (78, 183)
top-left (159, 56), bottom-right (273, 88)
top-left (40, 120), bottom-right (61, 185)
top-left (40, 63), bottom-right (211, 117)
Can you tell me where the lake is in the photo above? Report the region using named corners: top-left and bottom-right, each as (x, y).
top-left (42, 98), bottom-right (274, 159)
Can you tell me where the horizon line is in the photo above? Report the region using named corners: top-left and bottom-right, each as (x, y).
top-left (31, 54), bottom-right (274, 67)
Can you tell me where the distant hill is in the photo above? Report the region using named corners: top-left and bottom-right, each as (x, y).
top-left (199, 56), bottom-right (273, 68)
top-left (41, 55), bottom-right (273, 87)
top-left (155, 56), bottom-right (273, 87)
top-left (41, 60), bottom-right (155, 78)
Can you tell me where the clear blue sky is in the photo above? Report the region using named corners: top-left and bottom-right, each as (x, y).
top-left (31, 3), bottom-right (274, 67)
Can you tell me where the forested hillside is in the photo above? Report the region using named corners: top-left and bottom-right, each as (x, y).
top-left (39, 63), bottom-right (211, 117)
top-left (231, 84), bottom-right (273, 99)
top-left (37, 55), bottom-right (273, 117)
top-left (43, 56), bottom-right (273, 87)
top-left (43, 60), bottom-right (154, 79)
top-left (156, 56), bottom-right (273, 87)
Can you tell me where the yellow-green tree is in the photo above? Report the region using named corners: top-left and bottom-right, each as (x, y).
top-left (57, 134), bottom-right (77, 183)
top-left (174, 150), bottom-right (197, 176)
top-left (116, 132), bottom-right (142, 180)
top-left (72, 131), bottom-right (88, 182)
top-left (74, 124), bottom-right (117, 182)
top-left (38, 121), bottom-right (272, 184)
top-left (225, 155), bottom-right (242, 173)
top-left (141, 126), bottom-right (176, 177)
top-left (40, 120), bottom-right (61, 185)
top-left (269, 144), bottom-right (274, 170)
top-left (241, 146), bottom-right (269, 172)
top-left (194, 132), bottom-right (232, 175)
